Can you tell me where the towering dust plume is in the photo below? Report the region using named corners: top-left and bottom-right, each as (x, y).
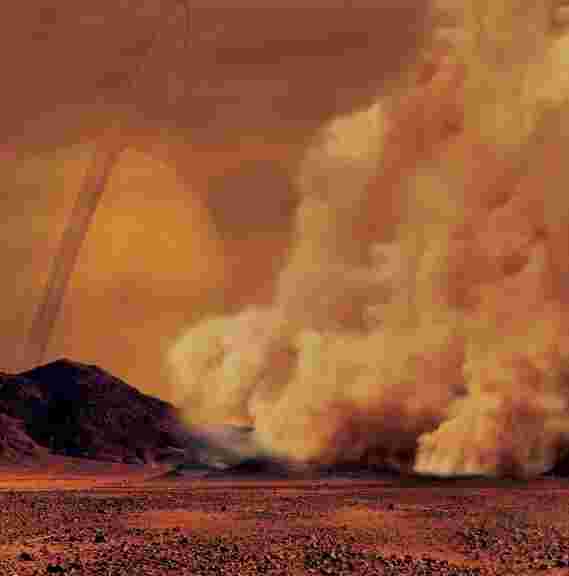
top-left (168, 1), bottom-right (569, 477)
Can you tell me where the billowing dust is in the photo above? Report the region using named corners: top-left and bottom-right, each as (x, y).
top-left (168, 1), bottom-right (569, 478)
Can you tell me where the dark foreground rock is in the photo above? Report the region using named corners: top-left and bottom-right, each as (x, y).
top-left (0, 413), bottom-right (42, 459)
top-left (206, 456), bottom-right (293, 479)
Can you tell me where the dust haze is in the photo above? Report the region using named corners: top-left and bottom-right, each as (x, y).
top-left (168, 1), bottom-right (569, 478)
top-left (0, 0), bottom-right (428, 395)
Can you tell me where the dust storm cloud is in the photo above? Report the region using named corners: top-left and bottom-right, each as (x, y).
top-left (0, 1), bottom-right (430, 394)
top-left (169, 1), bottom-right (569, 477)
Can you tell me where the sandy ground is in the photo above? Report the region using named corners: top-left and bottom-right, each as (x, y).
top-left (1, 463), bottom-right (569, 575)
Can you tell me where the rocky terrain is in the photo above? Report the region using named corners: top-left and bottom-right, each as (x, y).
top-left (1, 474), bottom-right (569, 575)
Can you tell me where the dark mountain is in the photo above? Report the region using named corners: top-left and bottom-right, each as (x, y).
top-left (0, 359), bottom-right (194, 464)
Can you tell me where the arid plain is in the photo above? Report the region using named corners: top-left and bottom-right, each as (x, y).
top-left (2, 461), bottom-right (569, 576)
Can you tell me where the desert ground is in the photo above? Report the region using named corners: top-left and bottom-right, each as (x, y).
top-left (1, 461), bottom-right (569, 576)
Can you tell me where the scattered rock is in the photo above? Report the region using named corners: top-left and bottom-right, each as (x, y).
top-left (94, 531), bottom-right (106, 544)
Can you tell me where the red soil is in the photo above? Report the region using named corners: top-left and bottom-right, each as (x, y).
top-left (1, 463), bottom-right (569, 575)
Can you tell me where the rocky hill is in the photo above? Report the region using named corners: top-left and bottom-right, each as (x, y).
top-left (0, 359), bottom-right (193, 464)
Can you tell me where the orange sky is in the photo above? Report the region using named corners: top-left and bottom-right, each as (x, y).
top-left (0, 145), bottom-right (299, 399)
top-left (0, 1), bottom-right (430, 399)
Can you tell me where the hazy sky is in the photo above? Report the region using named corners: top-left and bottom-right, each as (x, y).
top-left (0, 1), bottom-right (429, 399)
top-left (1, 145), bottom-right (297, 399)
